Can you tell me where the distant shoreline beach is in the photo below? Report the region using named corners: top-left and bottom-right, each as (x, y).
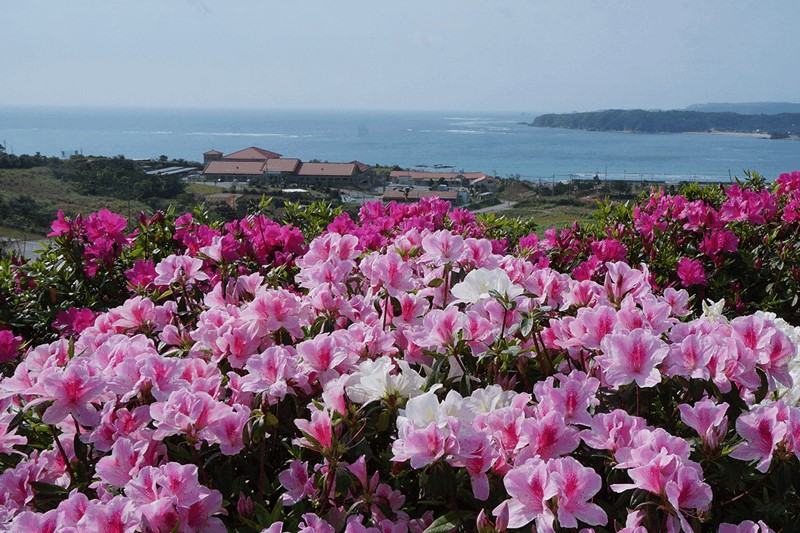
top-left (685, 131), bottom-right (770, 138)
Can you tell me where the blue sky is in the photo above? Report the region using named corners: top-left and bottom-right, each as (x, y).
top-left (3, 0), bottom-right (799, 112)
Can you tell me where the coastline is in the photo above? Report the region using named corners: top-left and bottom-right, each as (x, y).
top-left (684, 131), bottom-right (770, 138)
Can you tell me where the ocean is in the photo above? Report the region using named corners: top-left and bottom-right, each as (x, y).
top-left (1, 106), bottom-right (798, 182)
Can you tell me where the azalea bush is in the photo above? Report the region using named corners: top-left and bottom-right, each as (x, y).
top-left (527, 171), bottom-right (800, 325)
top-left (0, 190), bottom-right (799, 532)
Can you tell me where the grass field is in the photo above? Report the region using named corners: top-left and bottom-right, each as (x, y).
top-left (0, 167), bottom-right (154, 236)
top-left (496, 179), bottom-right (598, 230)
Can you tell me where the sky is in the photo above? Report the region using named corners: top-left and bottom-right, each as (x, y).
top-left (3, 0), bottom-right (800, 113)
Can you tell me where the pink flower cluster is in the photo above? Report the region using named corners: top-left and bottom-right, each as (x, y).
top-left (2, 195), bottom-right (800, 531)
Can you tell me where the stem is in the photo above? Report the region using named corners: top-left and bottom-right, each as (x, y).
top-left (636, 387), bottom-right (641, 417)
top-left (382, 291), bottom-right (390, 331)
top-left (714, 475), bottom-right (769, 509)
top-left (50, 425), bottom-right (77, 486)
top-left (191, 443), bottom-right (210, 485)
top-left (442, 264), bottom-right (451, 308)
top-left (258, 438), bottom-right (266, 501)
top-left (499, 307), bottom-right (509, 342)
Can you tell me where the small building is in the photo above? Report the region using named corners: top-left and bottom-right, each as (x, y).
top-left (265, 158), bottom-right (301, 176)
top-left (202, 160), bottom-right (268, 181)
top-left (381, 189), bottom-right (469, 206)
top-left (203, 150), bottom-right (223, 165)
top-left (388, 170), bottom-right (493, 189)
top-left (220, 147), bottom-right (282, 161)
top-left (296, 162), bottom-right (369, 187)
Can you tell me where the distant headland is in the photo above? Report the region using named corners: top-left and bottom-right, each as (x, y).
top-left (530, 103), bottom-right (800, 138)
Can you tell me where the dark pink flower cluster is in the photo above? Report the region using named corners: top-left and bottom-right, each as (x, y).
top-left (48, 209), bottom-right (132, 276)
top-left (0, 330), bottom-right (23, 363)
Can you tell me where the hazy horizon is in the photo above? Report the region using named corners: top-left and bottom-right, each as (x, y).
top-left (3, 1), bottom-right (800, 113)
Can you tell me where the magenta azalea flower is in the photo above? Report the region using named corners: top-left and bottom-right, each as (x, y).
top-left (676, 257), bottom-right (706, 287)
top-left (0, 330), bottom-right (23, 362)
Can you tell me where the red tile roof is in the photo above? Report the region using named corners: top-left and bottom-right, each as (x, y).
top-left (297, 162), bottom-right (358, 177)
top-left (204, 150), bottom-right (223, 155)
top-left (202, 160), bottom-right (266, 176)
top-left (350, 161), bottom-right (372, 173)
top-left (265, 158), bottom-right (301, 173)
top-left (222, 147), bottom-right (282, 161)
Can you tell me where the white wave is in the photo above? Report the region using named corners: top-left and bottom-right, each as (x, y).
top-left (122, 130), bottom-right (174, 135)
top-left (186, 132), bottom-right (299, 138)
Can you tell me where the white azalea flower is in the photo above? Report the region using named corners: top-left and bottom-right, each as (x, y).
top-left (346, 357), bottom-right (425, 405)
top-left (451, 268), bottom-right (524, 304)
top-left (463, 385), bottom-right (520, 415)
top-left (755, 311), bottom-right (800, 406)
top-left (700, 298), bottom-right (726, 320)
top-left (401, 390), bottom-right (443, 429)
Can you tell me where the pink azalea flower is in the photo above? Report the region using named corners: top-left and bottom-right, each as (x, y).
top-left (604, 262), bottom-right (650, 303)
top-left (95, 437), bottom-right (159, 488)
top-left (0, 411), bottom-right (26, 455)
top-left (241, 346), bottom-right (306, 403)
top-left (719, 520), bottom-right (776, 533)
top-left (419, 230), bottom-right (466, 266)
top-left (664, 333), bottom-right (714, 380)
top-left (495, 457), bottom-right (557, 531)
top-left (278, 460), bottom-right (315, 505)
top-left (294, 407), bottom-right (334, 451)
top-left (149, 389), bottom-right (217, 440)
top-left (52, 307), bottom-right (99, 337)
top-left (391, 421), bottom-right (447, 469)
top-left (599, 328), bottom-right (669, 388)
top-left (730, 403), bottom-right (788, 473)
top-left (517, 410), bottom-right (580, 462)
top-left (580, 409), bottom-right (649, 453)
top-left (153, 254), bottom-right (209, 287)
top-left (787, 407), bottom-right (800, 461)
top-left (205, 404), bottom-right (250, 456)
top-left (548, 456), bottom-right (607, 528)
top-left (418, 307), bottom-right (465, 349)
top-left (76, 495), bottom-right (139, 533)
top-left (299, 513), bottom-right (336, 533)
top-left (39, 360), bottom-right (105, 426)
top-left (361, 250), bottom-right (415, 296)
top-left (590, 238), bottom-right (627, 262)
top-left (664, 464), bottom-right (713, 532)
top-left (533, 370), bottom-right (600, 427)
top-left (611, 449), bottom-right (680, 495)
top-left (678, 399), bottom-right (729, 451)
top-left (240, 288), bottom-right (307, 339)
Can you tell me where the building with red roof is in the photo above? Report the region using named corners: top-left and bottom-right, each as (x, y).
top-left (200, 147), bottom-right (372, 186)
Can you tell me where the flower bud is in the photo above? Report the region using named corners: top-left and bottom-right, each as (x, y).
top-left (236, 491), bottom-right (253, 518)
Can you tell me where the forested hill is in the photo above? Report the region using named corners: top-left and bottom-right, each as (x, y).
top-left (685, 102), bottom-right (800, 114)
top-left (530, 109), bottom-right (800, 135)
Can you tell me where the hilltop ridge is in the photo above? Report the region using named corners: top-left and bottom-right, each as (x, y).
top-left (531, 108), bottom-right (800, 136)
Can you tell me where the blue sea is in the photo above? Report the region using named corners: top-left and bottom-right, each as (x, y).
top-left (1, 106), bottom-right (798, 182)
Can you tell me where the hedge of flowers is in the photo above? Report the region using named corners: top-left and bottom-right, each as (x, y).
top-left (0, 183), bottom-right (799, 532)
top-left (529, 171), bottom-right (800, 326)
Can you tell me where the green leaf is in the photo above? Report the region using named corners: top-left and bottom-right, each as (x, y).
top-left (422, 512), bottom-right (460, 533)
